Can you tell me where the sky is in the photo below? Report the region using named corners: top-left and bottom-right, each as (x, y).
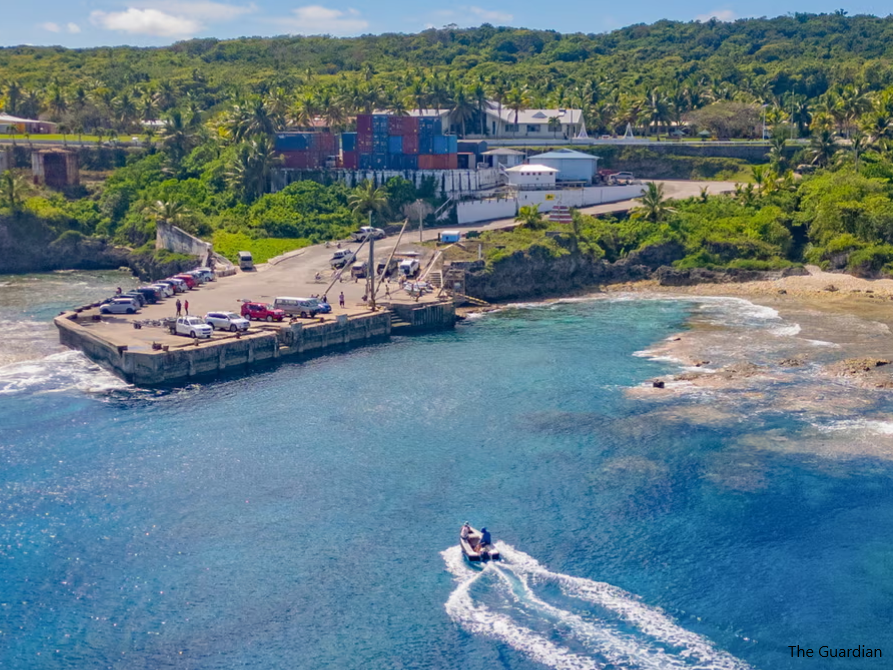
top-left (0, 0), bottom-right (890, 49)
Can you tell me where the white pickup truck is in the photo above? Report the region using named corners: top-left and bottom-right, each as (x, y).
top-left (169, 316), bottom-right (213, 339)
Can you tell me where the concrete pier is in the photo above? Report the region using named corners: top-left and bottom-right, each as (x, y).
top-left (56, 303), bottom-right (454, 386)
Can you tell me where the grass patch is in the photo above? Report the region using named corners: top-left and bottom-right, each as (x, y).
top-left (212, 231), bottom-right (312, 264)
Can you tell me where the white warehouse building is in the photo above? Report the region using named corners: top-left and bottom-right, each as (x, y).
top-left (527, 149), bottom-right (599, 184)
top-left (505, 164), bottom-right (558, 189)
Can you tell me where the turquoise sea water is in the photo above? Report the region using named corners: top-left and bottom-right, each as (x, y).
top-left (2, 273), bottom-right (893, 669)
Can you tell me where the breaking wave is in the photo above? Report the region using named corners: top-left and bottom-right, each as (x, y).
top-left (442, 543), bottom-right (753, 670)
top-left (0, 350), bottom-right (129, 395)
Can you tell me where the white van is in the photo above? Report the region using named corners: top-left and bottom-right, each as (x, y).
top-left (238, 251), bottom-right (254, 271)
top-left (273, 296), bottom-right (320, 318)
top-left (399, 259), bottom-right (420, 278)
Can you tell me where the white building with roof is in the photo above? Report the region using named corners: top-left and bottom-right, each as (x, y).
top-left (405, 101), bottom-right (586, 140)
top-left (482, 147), bottom-right (525, 168)
top-left (528, 149), bottom-right (599, 184)
top-left (505, 164), bottom-right (558, 189)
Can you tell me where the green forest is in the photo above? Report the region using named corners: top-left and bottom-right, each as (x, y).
top-left (6, 13), bottom-right (893, 276)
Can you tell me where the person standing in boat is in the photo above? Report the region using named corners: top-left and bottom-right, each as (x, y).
top-left (479, 527), bottom-right (492, 549)
top-left (460, 522), bottom-right (471, 541)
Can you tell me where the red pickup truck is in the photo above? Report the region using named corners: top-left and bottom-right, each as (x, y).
top-left (241, 302), bottom-right (286, 322)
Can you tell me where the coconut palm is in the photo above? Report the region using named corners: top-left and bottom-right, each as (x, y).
top-left (160, 109), bottom-right (202, 167)
top-left (145, 199), bottom-right (189, 225)
top-left (808, 129), bottom-right (838, 167)
top-left (227, 135), bottom-right (281, 203)
top-left (515, 204), bottom-right (547, 229)
top-left (504, 87), bottom-right (529, 137)
top-left (449, 87), bottom-right (475, 137)
top-left (0, 170), bottom-right (24, 211)
top-left (349, 181), bottom-right (389, 222)
top-left (630, 182), bottom-right (674, 223)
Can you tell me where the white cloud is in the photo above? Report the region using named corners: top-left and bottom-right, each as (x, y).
top-left (67, 22), bottom-right (82, 33)
top-left (279, 5), bottom-right (369, 35)
top-left (90, 8), bottom-right (202, 36)
top-left (40, 22), bottom-right (61, 33)
top-left (132, 0), bottom-right (256, 22)
top-left (466, 6), bottom-right (513, 23)
top-left (695, 8), bottom-right (736, 21)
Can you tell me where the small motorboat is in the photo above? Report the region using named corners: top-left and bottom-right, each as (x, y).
top-left (460, 525), bottom-right (500, 562)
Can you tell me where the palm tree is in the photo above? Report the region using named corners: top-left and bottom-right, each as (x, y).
top-left (515, 204), bottom-right (546, 229)
top-left (227, 136), bottom-right (281, 203)
top-left (48, 84), bottom-right (68, 121)
top-left (767, 136), bottom-right (787, 172)
top-left (449, 87), bottom-right (475, 137)
top-left (4, 80), bottom-right (22, 115)
top-left (472, 80), bottom-right (490, 136)
top-left (809, 129), bottom-right (838, 167)
top-left (145, 199), bottom-right (189, 226)
top-left (160, 109), bottom-right (201, 167)
top-left (504, 87), bottom-right (529, 137)
top-left (750, 165), bottom-right (767, 196)
top-left (290, 93), bottom-right (319, 129)
top-left (349, 181), bottom-right (389, 223)
top-left (0, 170), bottom-right (24, 211)
top-left (630, 182), bottom-right (674, 223)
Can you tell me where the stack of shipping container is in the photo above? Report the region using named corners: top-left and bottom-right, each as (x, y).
top-left (351, 114), bottom-right (458, 170)
top-left (276, 115), bottom-right (460, 172)
top-left (274, 132), bottom-right (337, 169)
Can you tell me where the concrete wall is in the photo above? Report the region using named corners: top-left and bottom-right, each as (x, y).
top-left (390, 301), bottom-right (456, 330)
top-left (272, 167), bottom-right (501, 197)
top-left (455, 184), bottom-right (645, 224)
top-left (156, 221), bottom-right (212, 259)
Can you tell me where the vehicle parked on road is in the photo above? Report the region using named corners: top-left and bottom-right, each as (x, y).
top-left (350, 261), bottom-right (367, 279)
top-left (273, 297), bottom-right (320, 318)
top-left (240, 302), bottom-right (285, 322)
top-left (170, 316), bottom-right (213, 338)
top-left (377, 258), bottom-right (398, 278)
top-left (205, 311), bottom-right (250, 332)
top-left (309, 298), bottom-right (332, 314)
top-left (399, 259), bottom-right (421, 278)
top-left (156, 279), bottom-right (184, 294)
top-left (350, 226), bottom-right (386, 241)
top-left (134, 288), bottom-right (160, 304)
top-left (183, 270), bottom-right (207, 284)
top-left (151, 283), bottom-right (175, 298)
top-left (100, 298), bottom-right (140, 315)
top-left (121, 291), bottom-right (147, 307)
top-left (195, 267), bottom-right (216, 282)
top-left (138, 286), bottom-right (165, 301)
top-left (166, 277), bottom-right (188, 292)
top-left (330, 249), bottom-right (356, 268)
top-left (238, 251), bottom-right (254, 271)
top-left (174, 274), bottom-right (197, 289)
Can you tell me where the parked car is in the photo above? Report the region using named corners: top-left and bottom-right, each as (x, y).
top-left (100, 298), bottom-right (139, 315)
top-left (121, 291), bottom-right (147, 307)
top-left (141, 285), bottom-right (166, 300)
top-left (350, 226), bottom-right (386, 241)
top-left (195, 267), bottom-right (216, 282)
top-left (166, 277), bottom-right (188, 292)
top-left (238, 251), bottom-right (254, 271)
top-left (399, 259), bottom-right (421, 278)
top-left (205, 311), bottom-right (250, 332)
top-left (240, 302), bottom-right (286, 322)
top-left (273, 296), bottom-right (319, 318)
top-left (134, 288), bottom-right (159, 304)
top-left (151, 283), bottom-right (175, 298)
top-left (174, 274), bottom-right (197, 289)
top-left (309, 298), bottom-right (332, 314)
top-left (350, 261), bottom-right (367, 279)
top-left (156, 279), bottom-right (184, 294)
top-left (330, 249), bottom-right (356, 268)
top-left (170, 316), bottom-right (213, 338)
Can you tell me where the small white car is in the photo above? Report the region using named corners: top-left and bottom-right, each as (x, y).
top-left (205, 311), bottom-right (250, 332)
top-left (151, 283), bottom-right (175, 298)
top-left (330, 249), bottom-right (356, 268)
top-left (100, 298), bottom-right (140, 315)
top-left (351, 226), bottom-right (386, 241)
top-left (195, 267), bottom-right (216, 282)
top-left (171, 316), bottom-right (213, 338)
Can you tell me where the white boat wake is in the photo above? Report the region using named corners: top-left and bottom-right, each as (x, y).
top-left (442, 543), bottom-right (753, 670)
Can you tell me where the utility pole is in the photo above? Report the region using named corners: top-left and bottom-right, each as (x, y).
top-left (367, 210), bottom-right (375, 311)
top-left (417, 199), bottom-right (424, 243)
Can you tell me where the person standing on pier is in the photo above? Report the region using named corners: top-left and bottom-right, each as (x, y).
top-left (184, 299), bottom-right (189, 316)
top-left (176, 299), bottom-right (182, 316)
top-left (339, 292), bottom-right (345, 308)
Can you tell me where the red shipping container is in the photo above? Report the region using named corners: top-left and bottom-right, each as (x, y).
top-left (447, 153), bottom-right (458, 170)
top-left (418, 154), bottom-right (436, 170)
top-left (341, 151), bottom-right (358, 169)
top-left (403, 133), bottom-right (419, 154)
top-left (405, 116), bottom-right (419, 134)
top-left (356, 115), bottom-right (373, 135)
top-left (357, 136), bottom-right (373, 153)
top-left (280, 151), bottom-right (309, 168)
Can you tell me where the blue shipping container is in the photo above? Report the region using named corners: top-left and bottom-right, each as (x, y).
top-left (371, 155), bottom-right (387, 169)
top-left (403, 154), bottom-right (418, 170)
top-left (388, 136), bottom-right (403, 154)
top-left (447, 135), bottom-right (458, 154)
top-left (341, 132), bottom-right (357, 152)
top-left (359, 154), bottom-right (373, 170)
top-left (433, 136), bottom-right (449, 155)
top-left (275, 133), bottom-right (310, 151)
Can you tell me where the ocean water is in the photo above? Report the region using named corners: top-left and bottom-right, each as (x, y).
top-left (2, 273), bottom-right (893, 669)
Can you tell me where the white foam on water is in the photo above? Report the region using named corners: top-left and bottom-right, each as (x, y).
top-left (803, 339), bottom-right (838, 347)
top-left (443, 544), bottom-right (753, 670)
top-left (0, 350), bottom-right (130, 395)
top-left (814, 419), bottom-right (893, 436)
top-left (771, 324), bottom-right (801, 337)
